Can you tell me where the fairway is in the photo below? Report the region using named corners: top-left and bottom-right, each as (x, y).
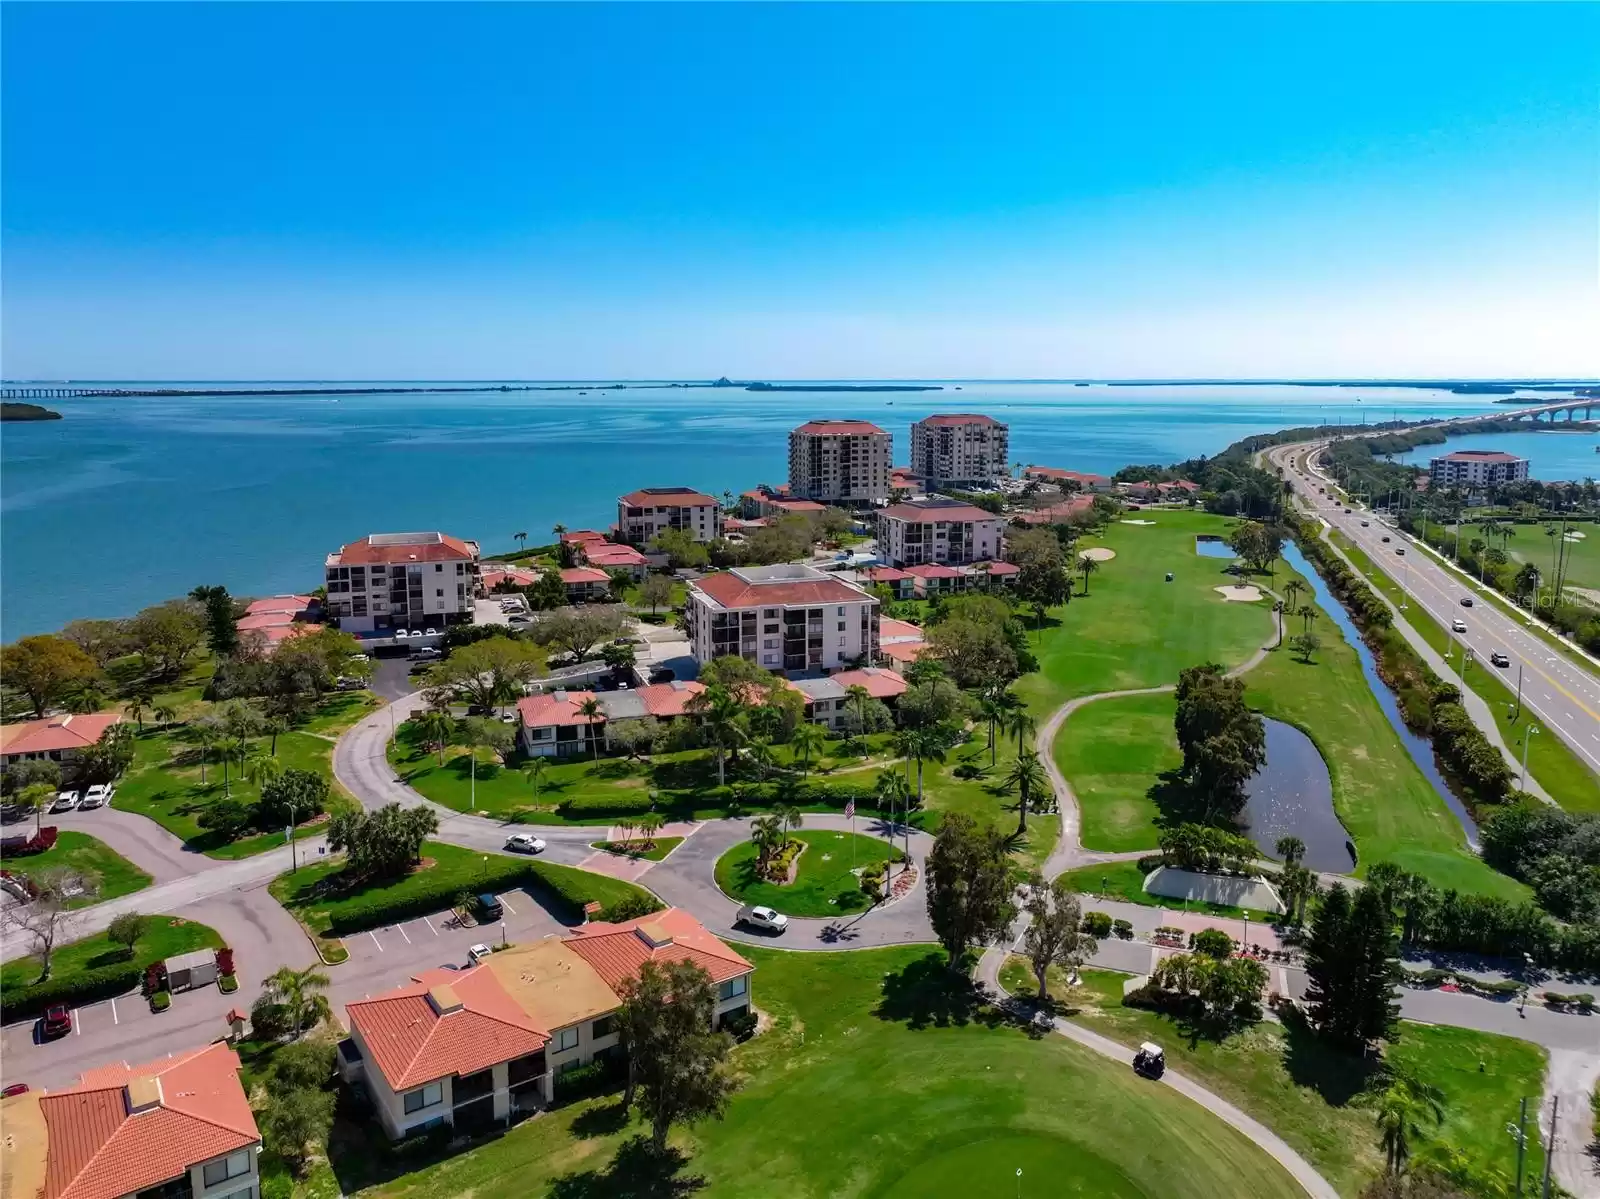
top-left (715, 829), bottom-right (898, 916)
top-left (1055, 692), bottom-right (1179, 852)
top-left (875, 1132), bottom-right (1144, 1198)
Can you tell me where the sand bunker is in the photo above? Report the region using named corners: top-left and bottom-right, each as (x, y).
top-left (1215, 584), bottom-right (1263, 602)
top-left (1120, 519), bottom-right (1157, 526)
top-left (1079, 547), bottom-right (1117, 562)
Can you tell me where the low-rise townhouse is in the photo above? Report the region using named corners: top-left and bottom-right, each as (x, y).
top-left (616, 488), bottom-right (722, 545)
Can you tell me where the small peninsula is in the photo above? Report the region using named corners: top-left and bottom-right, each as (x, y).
top-left (1, 402), bottom-right (63, 421)
top-left (744, 382), bottom-right (943, 393)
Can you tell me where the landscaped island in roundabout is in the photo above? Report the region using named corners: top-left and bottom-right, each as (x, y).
top-left (713, 828), bottom-right (905, 916)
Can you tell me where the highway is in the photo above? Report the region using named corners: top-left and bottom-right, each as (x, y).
top-left (1267, 441), bottom-right (1600, 786)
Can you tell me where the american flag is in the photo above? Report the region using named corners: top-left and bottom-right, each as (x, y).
top-left (844, 799), bottom-right (855, 819)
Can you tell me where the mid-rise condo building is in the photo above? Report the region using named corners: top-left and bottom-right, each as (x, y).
top-left (876, 498), bottom-right (1006, 567)
top-left (616, 487), bottom-right (722, 545)
top-left (1428, 449), bottom-right (1530, 489)
top-left (684, 564), bottom-right (879, 674)
top-left (908, 414), bottom-right (1009, 487)
top-left (787, 420), bottom-right (892, 505)
top-left (324, 531), bottom-right (480, 633)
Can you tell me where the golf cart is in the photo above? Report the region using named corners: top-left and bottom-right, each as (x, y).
top-left (1133, 1042), bottom-right (1165, 1079)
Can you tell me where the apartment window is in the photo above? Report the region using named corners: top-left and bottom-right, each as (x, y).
top-left (837, 622), bottom-right (845, 632)
top-left (435, 563), bottom-right (444, 572)
top-left (403, 1082), bottom-right (444, 1115)
top-left (552, 1026), bottom-right (580, 1053)
top-left (435, 589), bottom-right (444, 598)
top-left (837, 607), bottom-right (845, 615)
top-left (202, 1150), bottom-right (252, 1188)
top-left (718, 975), bottom-right (748, 1001)
top-left (592, 1015), bottom-right (616, 1039)
top-left (214, 1189), bottom-right (255, 1199)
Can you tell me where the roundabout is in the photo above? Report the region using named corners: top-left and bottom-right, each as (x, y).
top-left (713, 829), bottom-right (906, 917)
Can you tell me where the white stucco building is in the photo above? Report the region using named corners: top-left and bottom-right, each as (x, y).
top-left (787, 419), bottom-right (892, 504)
top-left (324, 531), bottom-right (481, 633)
top-left (684, 563), bottom-right (880, 674)
top-left (908, 413), bottom-right (1009, 487)
top-left (876, 498), bottom-right (1006, 567)
top-left (1428, 449), bottom-right (1530, 489)
top-left (616, 487), bottom-right (723, 544)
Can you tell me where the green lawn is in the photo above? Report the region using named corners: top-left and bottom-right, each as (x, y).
top-left (1014, 511), bottom-right (1272, 716)
top-left (714, 829), bottom-right (898, 916)
top-left (1055, 693), bottom-right (1179, 852)
top-left (296, 690), bottom-right (382, 737)
top-left (269, 840), bottom-right (653, 938)
top-left (589, 836), bottom-right (683, 862)
top-left (1060, 860), bottom-right (1276, 919)
top-left (354, 945), bottom-right (1304, 1199)
top-left (0, 916), bottom-right (222, 993)
top-left (998, 960), bottom-right (1547, 1198)
top-left (111, 722), bottom-right (343, 857)
top-left (0, 830), bottom-right (152, 908)
top-left (914, 726), bottom-right (1061, 874)
top-left (1248, 556), bottom-right (1526, 900)
top-left (1333, 532), bottom-right (1600, 814)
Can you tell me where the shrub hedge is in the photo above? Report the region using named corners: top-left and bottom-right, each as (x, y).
top-left (327, 858), bottom-right (541, 935)
top-left (524, 860), bottom-right (663, 924)
top-left (557, 792), bottom-right (656, 818)
top-left (0, 960), bottom-right (144, 1018)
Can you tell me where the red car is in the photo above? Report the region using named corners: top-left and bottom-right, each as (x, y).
top-left (40, 1005), bottom-right (72, 1039)
top-left (1, 1083), bottom-right (29, 1098)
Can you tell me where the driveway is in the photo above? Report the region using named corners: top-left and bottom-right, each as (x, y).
top-left (41, 806), bottom-right (223, 886)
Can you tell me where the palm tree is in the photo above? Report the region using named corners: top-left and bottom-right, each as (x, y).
top-left (19, 783), bottom-right (55, 834)
top-left (514, 531), bottom-right (528, 552)
top-left (746, 737), bottom-right (775, 782)
top-left (577, 697), bottom-right (604, 759)
top-left (1275, 835), bottom-right (1305, 866)
top-left (896, 727), bottom-right (946, 806)
top-left (1375, 1087), bottom-right (1427, 1176)
top-left (1004, 707), bottom-right (1036, 758)
top-left (844, 683), bottom-right (872, 745)
top-left (978, 688), bottom-right (1018, 768)
top-left (635, 812), bottom-right (665, 850)
top-left (552, 523), bottom-right (567, 541)
top-left (790, 721), bottom-right (827, 779)
top-left (153, 702), bottom-right (178, 729)
top-left (415, 709), bottom-right (455, 766)
top-left (193, 723), bottom-right (218, 786)
top-left (264, 715), bottom-right (289, 756)
top-left (265, 965), bottom-right (332, 1040)
top-left (1078, 553), bottom-right (1099, 596)
top-left (1003, 749), bottom-right (1048, 836)
top-left (1282, 578), bottom-right (1305, 616)
top-left (775, 803), bottom-right (804, 840)
top-left (874, 768), bottom-right (912, 884)
top-left (688, 686), bottom-right (747, 787)
top-left (125, 690), bottom-right (151, 733)
top-left (243, 748), bottom-right (283, 791)
top-left (750, 814), bottom-right (786, 875)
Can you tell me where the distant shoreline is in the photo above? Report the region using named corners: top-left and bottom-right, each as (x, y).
top-left (0, 402), bottom-right (63, 421)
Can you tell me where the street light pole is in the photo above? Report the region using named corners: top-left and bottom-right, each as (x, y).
top-left (1521, 726), bottom-right (1540, 793)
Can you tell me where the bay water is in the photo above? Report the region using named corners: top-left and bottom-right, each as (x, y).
top-left (0, 380), bottom-right (1566, 637)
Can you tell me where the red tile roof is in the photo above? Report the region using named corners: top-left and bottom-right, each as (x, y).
top-left (333, 532), bottom-right (476, 565)
top-left (1157, 479), bottom-right (1201, 492)
top-left (693, 572), bottom-right (872, 610)
top-left (863, 566), bottom-right (911, 582)
top-left (253, 624), bottom-right (313, 647)
top-left (637, 681), bottom-right (706, 718)
top-left (235, 611), bottom-right (297, 632)
top-left (0, 713), bottom-right (123, 758)
top-left (1437, 450), bottom-right (1524, 463)
top-left (482, 566), bottom-right (541, 590)
top-left (518, 690), bottom-right (604, 729)
top-left (881, 640), bottom-right (928, 663)
top-left (244, 594), bottom-right (315, 615)
top-left (915, 413), bottom-right (1001, 427)
top-left (561, 530), bottom-right (609, 544)
top-left (347, 969), bottom-right (548, 1091)
top-left (761, 497), bottom-right (826, 514)
top-left (879, 502), bottom-right (998, 524)
top-left (560, 567), bottom-right (611, 585)
top-left (619, 488), bottom-right (718, 508)
top-left (902, 564), bottom-right (965, 579)
top-left (828, 667), bottom-right (909, 700)
top-left (978, 561), bottom-right (1020, 575)
top-left (1013, 495), bottom-right (1094, 524)
top-left (878, 617), bottom-right (925, 641)
top-left (1024, 466), bottom-right (1110, 485)
top-left (583, 544), bottom-right (649, 567)
top-left (565, 908), bottom-right (752, 991)
top-left (40, 1043), bottom-right (258, 1199)
top-left (792, 419), bottom-right (888, 437)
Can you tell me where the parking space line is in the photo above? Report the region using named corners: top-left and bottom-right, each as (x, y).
top-left (73, 1008), bottom-right (80, 1035)
top-left (500, 897), bottom-right (516, 916)
top-left (396, 923), bottom-right (412, 945)
top-left (368, 930), bottom-right (384, 952)
top-left (423, 915), bottom-right (439, 936)
top-left (110, 998), bottom-right (118, 1026)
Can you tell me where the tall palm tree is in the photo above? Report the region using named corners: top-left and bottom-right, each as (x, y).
top-left (265, 965), bottom-right (332, 1039)
top-left (751, 814), bottom-right (785, 874)
top-left (153, 702), bottom-right (178, 729)
top-left (577, 697), bottom-right (604, 759)
top-left (1003, 749), bottom-right (1048, 836)
top-left (874, 768), bottom-right (912, 882)
top-left (978, 688), bottom-right (1019, 767)
top-left (688, 686), bottom-right (747, 788)
top-left (552, 522), bottom-right (567, 541)
top-left (1275, 835), bottom-right (1305, 866)
top-left (415, 709), bottom-right (455, 767)
top-left (264, 715), bottom-right (289, 757)
top-left (1375, 1087), bottom-right (1427, 1176)
top-left (125, 691), bottom-right (151, 733)
top-left (193, 723), bottom-right (217, 786)
top-left (897, 727), bottom-right (946, 806)
top-left (635, 812), bottom-right (665, 849)
top-left (1282, 578), bottom-right (1305, 616)
top-left (514, 531), bottom-right (528, 552)
top-left (243, 748), bottom-right (283, 791)
top-left (844, 684), bottom-right (872, 743)
top-left (790, 721), bottom-right (827, 778)
top-left (1004, 708), bottom-right (1036, 758)
top-left (746, 737), bottom-right (775, 782)
top-left (775, 803), bottom-right (804, 840)
top-left (1079, 554), bottom-right (1099, 596)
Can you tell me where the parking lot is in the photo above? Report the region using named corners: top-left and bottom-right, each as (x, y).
top-left (326, 884), bottom-right (570, 1008)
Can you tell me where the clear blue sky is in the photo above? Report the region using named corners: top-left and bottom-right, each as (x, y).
top-left (3, 3), bottom-right (1596, 379)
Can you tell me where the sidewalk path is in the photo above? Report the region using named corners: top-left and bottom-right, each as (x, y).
top-left (975, 947), bottom-right (1339, 1199)
top-left (1545, 1048), bottom-right (1600, 1199)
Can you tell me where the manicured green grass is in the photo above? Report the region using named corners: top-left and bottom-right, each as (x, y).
top-left (0, 917), bottom-right (222, 992)
top-left (0, 830), bottom-right (152, 907)
top-left (1249, 558), bottom-right (1527, 900)
top-left (589, 836), bottom-right (683, 861)
top-left (359, 945), bottom-right (1304, 1199)
top-left (714, 830), bottom-right (898, 916)
top-left (1059, 860), bottom-right (1275, 919)
top-left (296, 690), bottom-right (382, 737)
top-left (111, 723), bottom-right (340, 857)
top-left (1333, 532), bottom-right (1600, 814)
top-left (1056, 692), bottom-right (1179, 852)
top-left (916, 726), bottom-right (1061, 872)
top-left (998, 959), bottom-right (1547, 1198)
top-left (1014, 511), bottom-right (1272, 715)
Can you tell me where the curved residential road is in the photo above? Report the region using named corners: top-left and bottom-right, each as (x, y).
top-left (975, 948), bottom-right (1339, 1199)
top-left (42, 806), bottom-right (229, 885)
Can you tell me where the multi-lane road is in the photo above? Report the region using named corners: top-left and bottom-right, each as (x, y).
top-left (1268, 440), bottom-right (1600, 782)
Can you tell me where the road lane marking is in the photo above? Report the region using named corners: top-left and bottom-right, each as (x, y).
top-left (396, 923), bottom-right (412, 944)
top-left (368, 930), bottom-right (384, 952)
top-left (423, 915), bottom-right (439, 936)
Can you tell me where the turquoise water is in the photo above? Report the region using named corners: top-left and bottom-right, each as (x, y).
top-left (1391, 427), bottom-right (1599, 482)
top-left (0, 381), bottom-right (1543, 636)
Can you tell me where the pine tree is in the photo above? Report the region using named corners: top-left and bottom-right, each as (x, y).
top-left (1305, 882), bottom-right (1401, 1050)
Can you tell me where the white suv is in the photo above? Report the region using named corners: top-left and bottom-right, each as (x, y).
top-left (79, 784), bottom-right (112, 809)
top-left (735, 904), bottom-right (789, 934)
top-left (50, 790), bottom-right (80, 812)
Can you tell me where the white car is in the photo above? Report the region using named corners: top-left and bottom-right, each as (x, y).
top-left (467, 943), bottom-right (494, 965)
top-left (79, 785), bottom-right (111, 809)
top-left (735, 904), bottom-right (789, 934)
top-left (504, 833), bottom-right (546, 854)
top-left (423, 627), bottom-right (438, 637)
top-left (1452, 619), bottom-right (1468, 633)
top-left (393, 628), bottom-right (411, 639)
top-left (50, 790), bottom-right (80, 812)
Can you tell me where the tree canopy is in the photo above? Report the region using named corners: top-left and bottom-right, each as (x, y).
top-left (1173, 662), bottom-right (1266, 819)
top-left (925, 812), bottom-right (1017, 968)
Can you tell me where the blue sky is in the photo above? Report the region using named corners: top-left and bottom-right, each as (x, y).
top-left (3, 3), bottom-right (1596, 379)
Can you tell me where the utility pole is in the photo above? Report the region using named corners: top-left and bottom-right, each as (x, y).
top-left (1521, 726), bottom-right (1540, 793)
top-left (1541, 1093), bottom-right (1558, 1199)
top-left (1513, 1096), bottom-right (1528, 1195)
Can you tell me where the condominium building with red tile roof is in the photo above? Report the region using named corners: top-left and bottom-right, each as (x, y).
top-left (0, 712), bottom-right (123, 767)
top-left (324, 531), bottom-right (481, 634)
top-left (685, 564), bottom-right (879, 674)
top-left (616, 487), bottom-right (722, 545)
top-left (787, 419), bottom-right (892, 504)
top-left (908, 414), bottom-right (1009, 488)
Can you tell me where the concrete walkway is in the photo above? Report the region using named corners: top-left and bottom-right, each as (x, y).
top-left (975, 947), bottom-right (1339, 1199)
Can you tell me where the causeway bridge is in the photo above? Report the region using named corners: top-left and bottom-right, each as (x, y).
top-left (2, 386), bottom-right (141, 399)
